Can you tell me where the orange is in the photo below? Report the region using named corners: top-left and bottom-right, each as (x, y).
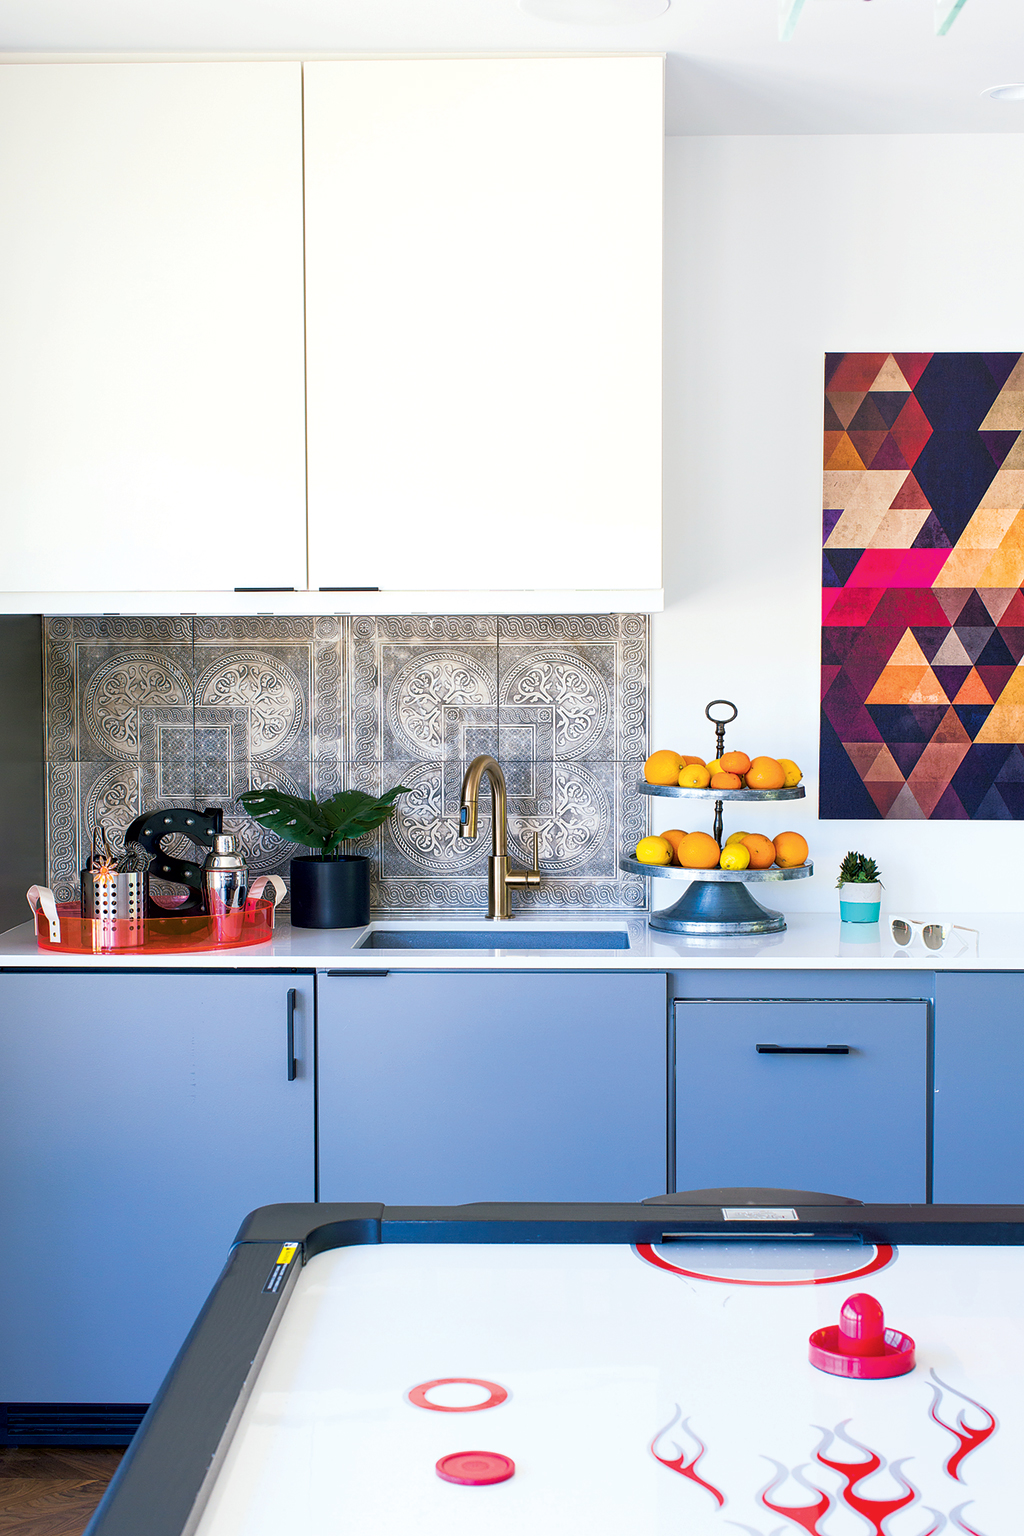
top-left (677, 831), bottom-right (721, 869)
top-left (745, 756), bottom-right (786, 790)
top-left (678, 763), bottom-right (712, 788)
top-left (720, 751), bottom-right (751, 776)
top-left (644, 750), bottom-right (683, 786)
top-left (710, 771), bottom-right (742, 789)
top-left (680, 755), bottom-right (707, 767)
top-left (634, 836), bottom-right (674, 866)
top-left (740, 833), bottom-right (775, 869)
top-left (660, 829), bottom-right (688, 864)
top-left (773, 831), bottom-right (809, 868)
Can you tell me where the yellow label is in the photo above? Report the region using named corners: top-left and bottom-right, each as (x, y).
top-left (275, 1243), bottom-right (299, 1266)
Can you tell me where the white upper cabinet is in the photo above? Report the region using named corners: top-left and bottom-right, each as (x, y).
top-left (303, 58), bottom-right (663, 602)
top-left (0, 64), bottom-right (307, 594)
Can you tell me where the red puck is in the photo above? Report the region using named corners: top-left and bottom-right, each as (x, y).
top-left (436, 1451), bottom-right (516, 1486)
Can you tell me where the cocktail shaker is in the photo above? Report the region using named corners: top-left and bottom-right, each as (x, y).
top-left (202, 834), bottom-right (249, 917)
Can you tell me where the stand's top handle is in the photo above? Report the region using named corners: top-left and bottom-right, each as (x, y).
top-left (705, 699), bottom-right (738, 761)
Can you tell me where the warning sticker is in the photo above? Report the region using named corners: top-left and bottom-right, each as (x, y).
top-left (263, 1242), bottom-right (300, 1293)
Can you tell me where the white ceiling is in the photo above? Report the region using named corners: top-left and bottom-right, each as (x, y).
top-left (0, 0), bottom-right (1023, 135)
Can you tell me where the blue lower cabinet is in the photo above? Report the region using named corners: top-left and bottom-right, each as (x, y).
top-left (934, 973), bottom-right (1024, 1203)
top-left (0, 970), bottom-right (314, 1404)
top-left (317, 970), bottom-right (669, 1204)
top-left (674, 998), bottom-right (928, 1203)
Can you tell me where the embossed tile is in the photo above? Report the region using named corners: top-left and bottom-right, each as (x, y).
top-left (498, 642), bottom-right (616, 760)
top-left (47, 758), bottom-right (200, 902)
top-left (44, 618), bottom-right (195, 764)
top-left (195, 615), bottom-right (344, 766)
top-left (345, 758), bottom-right (490, 915)
top-left (509, 758), bottom-right (647, 911)
top-left (194, 644), bottom-right (310, 764)
top-left (509, 760), bottom-right (616, 877)
top-left (346, 616), bottom-right (498, 765)
top-left (497, 613), bottom-right (648, 763)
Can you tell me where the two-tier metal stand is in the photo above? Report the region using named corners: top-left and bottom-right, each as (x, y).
top-left (620, 700), bottom-right (812, 936)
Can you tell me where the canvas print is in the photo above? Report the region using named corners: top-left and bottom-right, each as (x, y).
top-left (820, 350), bottom-right (1024, 819)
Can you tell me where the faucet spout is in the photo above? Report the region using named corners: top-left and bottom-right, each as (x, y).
top-left (457, 754), bottom-right (537, 918)
top-left (458, 754), bottom-right (507, 857)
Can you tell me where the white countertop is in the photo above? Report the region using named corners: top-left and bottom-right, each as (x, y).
top-left (0, 912), bottom-right (1020, 970)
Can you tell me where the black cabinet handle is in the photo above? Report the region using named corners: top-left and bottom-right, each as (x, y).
top-left (286, 988), bottom-right (297, 1081)
top-left (756, 1043), bottom-right (850, 1055)
top-left (326, 970), bottom-right (390, 978)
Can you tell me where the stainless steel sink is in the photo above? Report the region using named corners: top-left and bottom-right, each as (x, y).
top-left (357, 925), bottom-right (630, 951)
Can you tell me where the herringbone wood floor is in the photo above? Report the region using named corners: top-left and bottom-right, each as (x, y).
top-left (0, 1448), bottom-right (122, 1536)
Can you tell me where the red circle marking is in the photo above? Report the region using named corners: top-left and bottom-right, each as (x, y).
top-left (635, 1241), bottom-right (895, 1287)
top-left (408, 1378), bottom-right (508, 1412)
top-left (436, 1451), bottom-right (515, 1486)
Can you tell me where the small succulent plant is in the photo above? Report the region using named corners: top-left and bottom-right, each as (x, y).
top-left (836, 850), bottom-right (883, 890)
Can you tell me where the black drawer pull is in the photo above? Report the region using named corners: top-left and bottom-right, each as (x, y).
top-left (327, 969), bottom-right (390, 978)
top-left (286, 988), bottom-right (297, 1081)
top-left (756, 1043), bottom-right (850, 1055)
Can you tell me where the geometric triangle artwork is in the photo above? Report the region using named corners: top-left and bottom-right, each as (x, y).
top-left (821, 350), bottom-right (1024, 817)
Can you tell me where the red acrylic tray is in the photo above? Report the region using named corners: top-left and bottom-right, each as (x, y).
top-left (33, 897), bottom-right (277, 955)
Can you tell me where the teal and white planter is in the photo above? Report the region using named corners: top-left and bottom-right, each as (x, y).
top-left (839, 881), bottom-right (881, 924)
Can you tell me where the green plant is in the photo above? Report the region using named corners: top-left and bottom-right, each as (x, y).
top-left (836, 850), bottom-right (883, 890)
top-left (238, 784), bottom-right (411, 859)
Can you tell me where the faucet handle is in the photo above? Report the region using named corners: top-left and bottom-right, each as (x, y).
top-left (505, 829), bottom-right (542, 890)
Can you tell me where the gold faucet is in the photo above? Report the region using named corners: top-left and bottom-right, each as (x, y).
top-left (458, 754), bottom-right (541, 918)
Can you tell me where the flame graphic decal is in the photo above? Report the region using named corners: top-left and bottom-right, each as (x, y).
top-left (928, 1371), bottom-right (998, 1484)
top-left (759, 1460), bottom-right (832, 1534)
top-left (915, 1510), bottom-right (947, 1535)
top-left (949, 1503), bottom-right (985, 1535)
top-left (650, 1407), bottom-right (726, 1507)
top-left (815, 1421), bottom-right (917, 1534)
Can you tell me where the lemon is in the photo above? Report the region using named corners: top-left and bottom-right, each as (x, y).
top-left (720, 843), bottom-right (751, 871)
top-left (706, 758), bottom-right (723, 776)
top-left (634, 835), bottom-right (673, 866)
top-left (725, 830), bottom-right (750, 846)
top-left (778, 758), bottom-right (803, 787)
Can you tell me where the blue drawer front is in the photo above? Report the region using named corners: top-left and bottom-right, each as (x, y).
top-left (934, 972), bottom-right (1024, 1203)
top-left (675, 998), bottom-right (928, 1203)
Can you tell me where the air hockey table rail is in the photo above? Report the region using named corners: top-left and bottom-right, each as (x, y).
top-left (85, 1199), bottom-right (1024, 1536)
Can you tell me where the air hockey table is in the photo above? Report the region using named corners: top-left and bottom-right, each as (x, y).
top-left (86, 1192), bottom-right (1024, 1536)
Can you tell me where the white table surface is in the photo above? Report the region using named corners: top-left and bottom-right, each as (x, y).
top-left (0, 911), bottom-right (1020, 972)
top-left (193, 1238), bottom-right (1019, 1536)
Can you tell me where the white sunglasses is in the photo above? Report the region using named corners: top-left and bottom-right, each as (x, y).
top-left (889, 916), bottom-right (978, 954)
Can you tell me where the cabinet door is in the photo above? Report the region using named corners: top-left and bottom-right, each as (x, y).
top-left (934, 973), bottom-right (1024, 1203)
top-left (675, 999), bottom-right (928, 1202)
top-left (304, 58), bottom-right (663, 596)
top-left (0, 970), bottom-right (313, 1402)
top-left (0, 63), bottom-right (306, 593)
top-left (318, 970), bottom-right (667, 1203)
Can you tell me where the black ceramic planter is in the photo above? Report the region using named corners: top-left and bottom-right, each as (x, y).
top-left (289, 855), bottom-right (370, 929)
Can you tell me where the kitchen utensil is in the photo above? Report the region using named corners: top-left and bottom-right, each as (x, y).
top-left (80, 822), bottom-right (147, 946)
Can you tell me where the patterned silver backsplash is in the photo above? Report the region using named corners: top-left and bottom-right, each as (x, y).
top-left (43, 614), bottom-right (648, 913)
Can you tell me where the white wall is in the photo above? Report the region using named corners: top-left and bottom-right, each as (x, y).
top-left (654, 134), bottom-right (1024, 913)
